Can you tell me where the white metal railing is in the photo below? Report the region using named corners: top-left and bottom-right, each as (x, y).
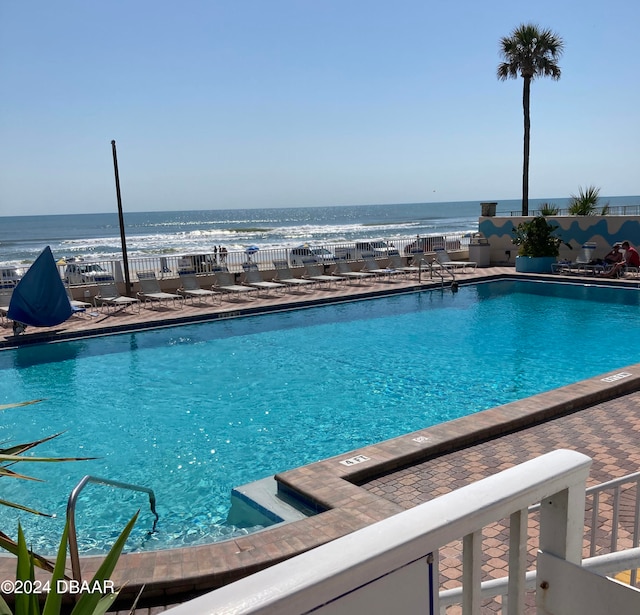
top-left (440, 471), bottom-right (640, 610)
top-left (51, 232), bottom-right (470, 286)
top-left (162, 449), bottom-right (596, 615)
top-left (586, 471), bottom-right (640, 560)
top-left (439, 550), bottom-right (640, 613)
top-left (505, 205), bottom-right (640, 217)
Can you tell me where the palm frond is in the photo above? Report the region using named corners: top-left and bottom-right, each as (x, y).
top-left (70, 512), bottom-right (139, 615)
top-left (42, 521), bottom-right (71, 614)
top-left (0, 433), bottom-right (94, 487)
top-left (1, 432), bottom-right (65, 456)
top-left (0, 498), bottom-right (50, 516)
top-left (0, 399), bottom-right (45, 412)
top-left (0, 454), bottom-right (96, 464)
top-left (497, 22), bottom-right (563, 81)
top-left (0, 530), bottom-right (56, 573)
top-left (569, 185), bottom-right (601, 215)
top-left (15, 525), bottom-right (39, 614)
top-left (0, 466), bottom-right (46, 482)
top-left (0, 431), bottom-right (96, 521)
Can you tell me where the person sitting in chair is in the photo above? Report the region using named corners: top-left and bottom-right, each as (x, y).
top-left (601, 241), bottom-right (640, 277)
top-left (603, 242), bottom-right (624, 265)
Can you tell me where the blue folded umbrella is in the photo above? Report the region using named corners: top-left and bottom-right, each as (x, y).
top-left (8, 246), bottom-right (73, 327)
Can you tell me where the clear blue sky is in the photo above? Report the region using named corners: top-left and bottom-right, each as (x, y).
top-left (1, 0), bottom-right (638, 216)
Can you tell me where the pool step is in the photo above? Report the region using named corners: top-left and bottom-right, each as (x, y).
top-left (227, 476), bottom-right (315, 528)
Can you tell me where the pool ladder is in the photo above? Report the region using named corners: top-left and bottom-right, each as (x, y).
top-left (425, 260), bottom-right (456, 287)
top-left (66, 475), bottom-right (159, 582)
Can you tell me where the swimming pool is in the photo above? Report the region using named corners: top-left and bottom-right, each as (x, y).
top-left (2, 279), bottom-right (640, 554)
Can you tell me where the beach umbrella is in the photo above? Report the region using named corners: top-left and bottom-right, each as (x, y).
top-left (244, 245), bottom-right (259, 262)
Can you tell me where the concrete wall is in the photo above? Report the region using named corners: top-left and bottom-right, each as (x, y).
top-left (479, 215), bottom-right (640, 265)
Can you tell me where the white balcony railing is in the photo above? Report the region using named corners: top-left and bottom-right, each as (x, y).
top-left (161, 449), bottom-right (640, 615)
top-left (53, 232), bottom-right (471, 286)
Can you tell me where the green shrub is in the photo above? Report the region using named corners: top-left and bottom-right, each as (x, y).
top-left (512, 216), bottom-right (572, 257)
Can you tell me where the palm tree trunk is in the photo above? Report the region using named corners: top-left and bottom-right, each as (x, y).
top-left (522, 76), bottom-right (531, 216)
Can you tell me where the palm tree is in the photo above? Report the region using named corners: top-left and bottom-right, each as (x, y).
top-left (497, 24), bottom-right (564, 216)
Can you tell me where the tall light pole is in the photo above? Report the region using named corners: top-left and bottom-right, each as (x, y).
top-left (111, 140), bottom-right (132, 295)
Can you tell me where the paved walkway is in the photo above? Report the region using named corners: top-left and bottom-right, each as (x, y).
top-left (365, 390), bottom-right (640, 583)
top-left (2, 266), bottom-right (640, 613)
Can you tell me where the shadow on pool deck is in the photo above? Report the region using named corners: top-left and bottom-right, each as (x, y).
top-left (2, 267), bottom-right (640, 612)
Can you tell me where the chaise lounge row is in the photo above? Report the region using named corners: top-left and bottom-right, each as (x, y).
top-left (1, 249), bottom-right (476, 329)
top-left (84, 249), bottom-right (476, 313)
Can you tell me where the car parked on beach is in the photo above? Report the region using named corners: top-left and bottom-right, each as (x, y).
top-left (64, 262), bottom-right (113, 284)
top-left (335, 240), bottom-right (394, 261)
top-left (178, 254), bottom-right (217, 273)
top-left (403, 236), bottom-right (461, 255)
top-left (289, 245), bottom-right (335, 266)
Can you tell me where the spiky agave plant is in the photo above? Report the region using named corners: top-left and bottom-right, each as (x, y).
top-left (0, 400), bottom-right (95, 517)
top-left (0, 399), bottom-right (97, 571)
top-left (0, 514), bottom-right (139, 615)
top-left (0, 400), bottom-right (141, 614)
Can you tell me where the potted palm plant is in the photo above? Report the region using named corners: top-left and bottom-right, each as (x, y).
top-left (512, 216), bottom-right (571, 273)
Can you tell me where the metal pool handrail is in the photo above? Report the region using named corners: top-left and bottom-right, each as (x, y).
top-left (66, 474), bottom-right (159, 581)
top-left (428, 261), bottom-right (456, 286)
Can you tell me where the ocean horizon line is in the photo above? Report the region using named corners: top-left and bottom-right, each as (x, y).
top-left (3, 194), bottom-right (640, 220)
top-left (7, 197), bottom-right (489, 220)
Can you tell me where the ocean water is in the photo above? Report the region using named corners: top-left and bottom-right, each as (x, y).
top-left (0, 201), bottom-right (480, 267)
top-left (3, 197), bottom-right (637, 268)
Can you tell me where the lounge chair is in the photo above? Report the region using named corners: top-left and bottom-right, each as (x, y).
top-left (177, 270), bottom-right (221, 304)
top-left (212, 266), bottom-right (258, 300)
top-left (387, 249), bottom-right (425, 276)
top-left (551, 242), bottom-right (598, 275)
top-left (330, 257), bottom-right (374, 284)
top-left (301, 258), bottom-right (345, 287)
top-left (0, 288), bottom-right (12, 324)
top-left (361, 252), bottom-right (401, 281)
top-left (93, 282), bottom-right (140, 312)
top-left (433, 247), bottom-right (476, 272)
top-left (137, 271), bottom-right (183, 309)
top-left (272, 260), bottom-right (315, 290)
top-left (65, 285), bottom-right (92, 316)
top-left (241, 263), bottom-right (287, 295)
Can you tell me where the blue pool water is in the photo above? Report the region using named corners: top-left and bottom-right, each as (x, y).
top-left (1, 280), bottom-right (640, 554)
